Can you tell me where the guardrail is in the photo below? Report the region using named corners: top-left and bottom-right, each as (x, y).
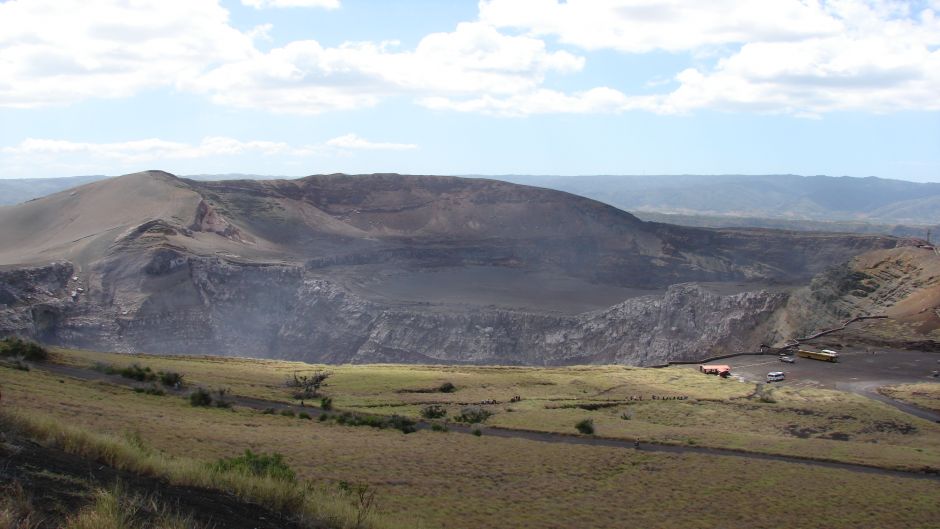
top-left (648, 314), bottom-right (889, 369)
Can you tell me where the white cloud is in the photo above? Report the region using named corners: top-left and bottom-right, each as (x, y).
top-left (0, 0), bottom-right (255, 108)
top-left (480, 0), bottom-right (940, 115)
top-left (325, 134), bottom-right (417, 150)
top-left (479, 0), bottom-right (842, 53)
top-left (655, 2), bottom-right (940, 115)
top-left (241, 0), bottom-right (340, 8)
top-left (184, 22), bottom-right (584, 114)
top-left (1, 134), bottom-right (415, 163)
top-left (421, 87), bottom-right (658, 116)
top-left (0, 0), bottom-right (936, 117)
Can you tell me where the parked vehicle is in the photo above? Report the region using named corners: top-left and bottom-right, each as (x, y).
top-left (780, 356), bottom-right (795, 363)
top-left (797, 349), bottom-right (839, 362)
top-left (699, 364), bottom-right (731, 378)
top-left (766, 371), bottom-right (786, 382)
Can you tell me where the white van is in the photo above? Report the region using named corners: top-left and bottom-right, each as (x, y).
top-left (766, 371), bottom-right (786, 382)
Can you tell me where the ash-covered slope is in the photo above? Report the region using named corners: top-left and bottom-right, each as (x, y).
top-left (0, 171), bottom-right (912, 364)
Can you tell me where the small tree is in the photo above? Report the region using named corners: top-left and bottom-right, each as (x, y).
top-left (339, 482), bottom-right (377, 529)
top-left (287, 370), bottom-right (331, 399)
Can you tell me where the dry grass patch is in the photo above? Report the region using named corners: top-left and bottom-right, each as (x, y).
top-left (880, 382), bottom-right (940, 413)
top-left (2, 363), bottom-right (940, 529)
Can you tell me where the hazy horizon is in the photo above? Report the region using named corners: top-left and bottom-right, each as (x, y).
top-left (1, 171), bottom-right (936, 186)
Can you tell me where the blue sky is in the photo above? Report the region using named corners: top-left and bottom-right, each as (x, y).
top-left (0, 0), bottom-right (938, 181)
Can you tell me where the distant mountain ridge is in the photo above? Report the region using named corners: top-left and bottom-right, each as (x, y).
top-left (0, 173), bottom-right (287, 205)
top-left (493, 174), bottom-right (940, 224)
top-left (5, 173), bottom-right (940, 227)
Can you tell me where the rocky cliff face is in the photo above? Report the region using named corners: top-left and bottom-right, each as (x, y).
top-left (0, 254), bottom-right (788, 365)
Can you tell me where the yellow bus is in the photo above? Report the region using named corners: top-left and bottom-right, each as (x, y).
top-left (797, 349), bottom-right (839, 362)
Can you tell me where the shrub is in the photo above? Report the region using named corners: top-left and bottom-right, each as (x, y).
top-left (323, 411), bottom-right (417, 433)
top-left (759, 393), bottom-right (777, 404)
top-left (387, 415), bottom-right (417, 434)
top-left (158, 371), bottom-right (184, 387)
top-left (755, 383), bottom-right (777, 404)
top-left (211, 449), bottom-right (295, 482)
top-left (189, 388), bottom-right (213, 407)
top-left (338, 481), bottom-right (377, 529)
top-left (298, 412), bottom-right (312, 420)
top-left (431, 423), bottom-right (449, 433)
top-left (454, 406), bottom-right (492, 424)
top-left (118, 363), bottom-right (157, 382)
top-left (92, 362), bottom-right (118, 375)
top-left (472, 428), bottom-right (482, 436)
top-left (438, 381), bottom-right (456, 393)
top-left (420, 405), bottom-right (447, 419)
top-left (320, 397), bottom-right (333, 411)
top-left (2, 358), bottom-right (30, 371)
top-left (575, 419), bottom-right (595, 435)
top-left (280, 409), bottom-right (296, 418)
top-left (262, 408), bottom-right (276, 415)
top-left (0, 337), bottom-right (48, 362)
top-left (620, 411), bottom-right (632, 420)
top-left (133, 385), bottom-right (165, 396)
top-left (212, 388), bottom-right (232, 408)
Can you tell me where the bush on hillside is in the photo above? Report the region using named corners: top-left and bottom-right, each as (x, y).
top-left (454, 406), bottom-right (492, 424)
top-left (189, 388), bottom-right (213, 407)
top-left (420, 405), bottom-right (447, 419)
top-left (0, 337), bottom-right (49, 362)
top-left (119, 364), bottom-right (157, 382)
top-left (575, 419), bottom-right (595, 435)
top-left (211, 449), bottom-right (296, 482)
top-left (158, 371), bottom-right (184, 387)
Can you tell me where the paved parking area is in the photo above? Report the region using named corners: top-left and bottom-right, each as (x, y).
top-left (712, 348), bottom-right (940, 421)
top-left (729, 348), bottom-right (940, 389)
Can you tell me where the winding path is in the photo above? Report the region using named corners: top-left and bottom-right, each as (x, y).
top-left (32, 362), bottom-right (940, 482)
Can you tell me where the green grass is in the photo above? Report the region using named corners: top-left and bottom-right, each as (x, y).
top-left (38, 347), bottom-right (940, 470)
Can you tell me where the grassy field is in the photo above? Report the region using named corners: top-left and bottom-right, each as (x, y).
top-left (47, 348), bottom-right (940, 471)
top-left (2, 349), bottom-right (939, 528)
top-left (880, 383), bottom-right (940, 413)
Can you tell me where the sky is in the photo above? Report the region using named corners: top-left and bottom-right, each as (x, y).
top-left (0, 0), bottom-right (938, 181)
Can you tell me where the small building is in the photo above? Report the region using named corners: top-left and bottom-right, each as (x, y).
top-left (699, 364), bottom-right (731, 377)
